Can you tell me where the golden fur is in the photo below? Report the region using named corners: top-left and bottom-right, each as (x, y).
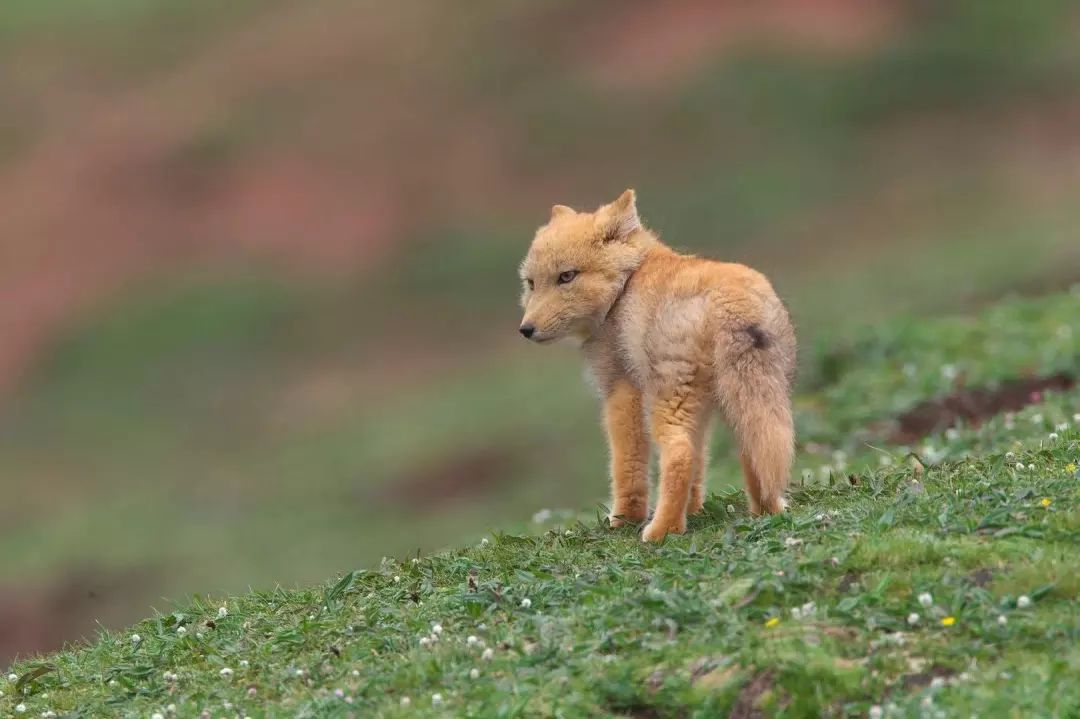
top-left (519, 189), bottom-right (796, 542)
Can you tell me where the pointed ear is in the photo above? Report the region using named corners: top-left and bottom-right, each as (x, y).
top-left (550, 204), bottom-right (575, 220)
top-left (603, 188), bottom-right (640, 241)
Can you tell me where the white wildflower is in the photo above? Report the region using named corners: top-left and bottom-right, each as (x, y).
top-left (295, 668), bottom-right (306, 677)
top-left (469, 668), bottom-right (480, 680)
top-left (467, 635), bottom-right (479, 646)
top-left (520, 598), bottom-right (532, 609)
top-left (239, 660), bottom-right (249, 669)
top-left (726, 504), bottom-right (736, 514)
top-left (1031, 413), bottom-right (1044, 424)
top-left (42, 712), bottom-right (57, 719)
top-left (400, 697), bottom-right (411, 707)
top-left (941, 364), bottom-right (958, 380)
top-left (801, 601), bottom-right (816, 616)
top-left (907, 613), bottom-right (920, 625)
top-left (930, 677), bottom-right (946, 689)
top-left (217, 606), bottom-right (228, 619)
top-left (784, 537), bottom-right (803, 547)
top-left (393, 576), bottom-right (400, 583)
top-left (431, 693), bottom-right (443, 706)
top-left (419, 636), bottom-right (431, 648)
top-left (480, 538), bottom-right (490, 546)
top-left (334, 688), bottom-right (345, 698)
top-left (918, 592), bottom-right (933, 607)
top-left (431, 623), bottom-right (443, 635)
top-left (997, 615), bottom-right (1007, 626)
top-left (1017, 595), bottom-right (1031, 608)
top-left (1015, 462), bottom-right (1025, 471)
top-left (1056, 422), bottom-right (1069, 432)
top-left (152, 714), bottom-right (165, 719)
top-left (1073, 413), bottom-right (1080, 423)
top-left (869, 706), bottom-right (883, 719)
top-left (7, 673), bottom-right (17, 682)
top-left (176, 626), bottom-right (187, 636)
top-left (1005, 451), bottom-right (1015, 459)
top-left (482, 647), bottom-right (494, 661)
top-left (15, 705), bottom-right (26, 715)
top-left (351, 669), bottom-right (360, 677)
top-left (532, 509), bottom-right (553, 524)
top-left (130, 634), bottom-right (142, 644)
top-left (219, 667), bottom-right (233, 678)
top-left (1049, 433), bottom-right (1059, 441)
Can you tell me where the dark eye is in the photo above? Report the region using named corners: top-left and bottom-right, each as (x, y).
top-left (526, 278), bottom-right (534, 290)
top-left (557, 270), bottom-right (578, 285)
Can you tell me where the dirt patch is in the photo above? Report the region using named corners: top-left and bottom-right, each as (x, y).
top-left (0, 567), bottom-right (156, 665)
top-left (968, 568), bottom-right (995, 588)
top-left (837, 571), bottom-right (860, 594)
top-left (729, 670), bottom-right (776, 719)
top-left (900, 664), bottom-right (956, 691)
top-left (373, 447), bottom-right (519, 510)
top-left (888, 373), bottom-right (1075, 443)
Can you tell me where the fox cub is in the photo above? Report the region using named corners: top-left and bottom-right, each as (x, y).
top-left (518, 189), bottom-right (796, 542)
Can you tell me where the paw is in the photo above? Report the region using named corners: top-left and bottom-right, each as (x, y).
top-left (687, 493), bottom-right (705, 516)
top-left (641, 517), bottom-right (686, 543)
top-left (608, 500), bottom-right (648, 528)
top-left (608, 511), bottom-right (646, 528)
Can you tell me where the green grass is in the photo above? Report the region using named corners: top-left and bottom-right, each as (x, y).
top-left (4, 290), bottom-right (1079, 717)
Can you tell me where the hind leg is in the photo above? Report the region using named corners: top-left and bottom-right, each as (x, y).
top-left (716, 360), bottom-right (794, 516)
top-left (735, 404), bottom-right (792, 515)
top-left (740, 451), bottom-right (786, 515)
top-left (642, 386), bottom-right (710, 542)
top-left (687, 416), bottom-right (712, 515)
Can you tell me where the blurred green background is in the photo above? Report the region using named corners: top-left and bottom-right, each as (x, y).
top-left (2, 0), bottom-right (1079, 662)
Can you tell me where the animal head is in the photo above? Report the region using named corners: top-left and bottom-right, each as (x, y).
top-left (518, 189), bottom-right (649, 343)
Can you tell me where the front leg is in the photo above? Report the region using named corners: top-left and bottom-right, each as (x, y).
top-left (603, 379), bottom-right (650, 527)
top-left (642, 385), bottom-right (709, 542)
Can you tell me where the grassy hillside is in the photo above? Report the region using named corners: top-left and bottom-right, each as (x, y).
top-left (5, 0), bottom-right (1080, 662)
top-left (4, 291), bottom-right (1078, 717)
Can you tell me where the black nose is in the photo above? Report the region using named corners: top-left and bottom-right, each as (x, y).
top-left (519, 324), bottom-right (535, 339)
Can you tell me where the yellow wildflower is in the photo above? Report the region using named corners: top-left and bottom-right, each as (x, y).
top-left (765, 617), bottom-right (780, 629)
top-left (941, 616), bottom-right (956, 627)
top-left (1066, 463), bottom-right (1076, 474)
top-left (1040, 498), bottom-right (1052, 508)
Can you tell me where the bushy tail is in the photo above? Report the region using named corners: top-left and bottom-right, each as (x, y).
top-left (714, 314), bottom-right (795, 514)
